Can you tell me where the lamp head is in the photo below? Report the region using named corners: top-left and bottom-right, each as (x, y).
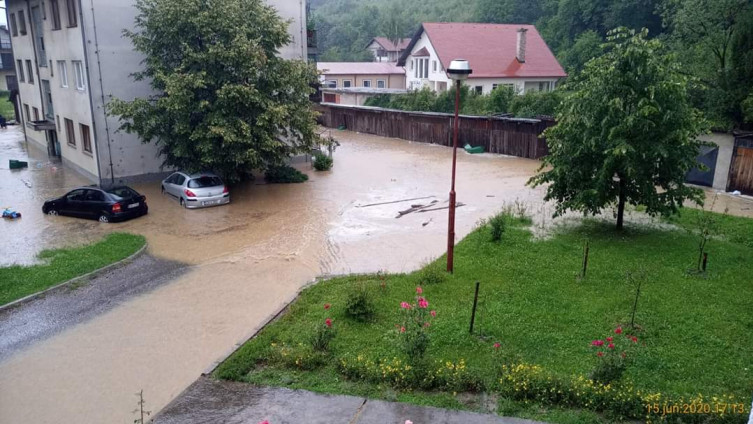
top-left (446, 59), bottom-right (472, 81)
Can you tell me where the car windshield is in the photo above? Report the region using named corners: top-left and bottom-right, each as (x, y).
top-left (188, 176), bottom-right (223, 188)
top-left (105, 186), bottom-right (140, 200)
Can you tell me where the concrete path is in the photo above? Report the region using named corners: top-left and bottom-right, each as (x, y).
top-left (0, 254), bottom-right (187, 362)
top-left (153, 376), bottom-right (543, 424)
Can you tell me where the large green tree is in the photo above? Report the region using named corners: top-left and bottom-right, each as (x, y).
top-left (529, 28), bottom-right (707, 230)
top-left (109, 0), bottom-right (320, 183)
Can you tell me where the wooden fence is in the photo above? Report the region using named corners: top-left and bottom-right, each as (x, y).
top-left (315, 103), bottom-right (554, 159)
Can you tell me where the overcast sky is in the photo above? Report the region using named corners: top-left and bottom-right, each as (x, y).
top-left (0, 2), bottom-right (7, 27)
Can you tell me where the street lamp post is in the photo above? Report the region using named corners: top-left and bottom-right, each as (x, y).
top-left (445, 59), bottom-right (472, 273)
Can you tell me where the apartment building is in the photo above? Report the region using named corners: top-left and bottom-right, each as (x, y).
top-left (6, 0), bottom-right (310, 183)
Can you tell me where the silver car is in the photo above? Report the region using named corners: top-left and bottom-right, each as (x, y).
top-left (161, 171), bottom-right (230, 209)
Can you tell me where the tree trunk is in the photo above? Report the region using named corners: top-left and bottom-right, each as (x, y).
top-left (616, 178), bottom-right (626, 230)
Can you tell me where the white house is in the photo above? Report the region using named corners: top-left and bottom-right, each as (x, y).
top-left (397, 23), bottom-right (566, 95)
top-left (365, 37), bottom-right (410, 62)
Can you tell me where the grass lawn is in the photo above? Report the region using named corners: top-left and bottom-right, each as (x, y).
top-left (0, 233), bottom-right (146, 306)
top-left (216, 209), bottom-right (753, 423)
top-left (0, 91), bottom-right (14, 119)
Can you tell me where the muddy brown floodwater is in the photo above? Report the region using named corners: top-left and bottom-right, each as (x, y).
top-left (1, 126), bottom-right (751, 423)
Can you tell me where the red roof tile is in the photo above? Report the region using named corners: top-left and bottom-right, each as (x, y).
top-left (400, 23), bottom-right (566, 79)
top-left (317, 62), bottom-right (405, 76)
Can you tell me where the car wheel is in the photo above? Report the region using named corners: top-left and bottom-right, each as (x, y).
top-left (47, 209), bottom-right (58, 216)
top-left (98, 215), bottom-right (110, 223)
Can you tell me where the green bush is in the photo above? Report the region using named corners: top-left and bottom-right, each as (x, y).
top-left (313, 151), bottom-right (333, 171)
top-left (265, 165), bottom-right (309, 183)
top-left (417, 265), bottom-right (446, 285)
top-left (310, 320), bottom-right (334, 352)
top-left (489, 213), bottom-right (506, 242)
top-left (345, 285), bottom-right (376, 322)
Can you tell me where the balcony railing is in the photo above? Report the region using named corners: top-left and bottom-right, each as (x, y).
top-left (0, 42), bottom-right (12, 50)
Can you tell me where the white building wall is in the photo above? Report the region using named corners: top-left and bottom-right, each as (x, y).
top-left (7, 0), bottom-right (99, 180)
top-left (270, 0), bottom-right (308, 60)
top-left (403, 31), bottom-right (559, 95)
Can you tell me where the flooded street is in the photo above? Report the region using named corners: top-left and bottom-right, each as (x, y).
top-left (0, 127), bottom-right (547, 423)
top-left (1, 125), bottom-right (751, 423)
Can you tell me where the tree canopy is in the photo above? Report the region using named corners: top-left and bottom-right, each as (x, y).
top-left (109, 0), bottom-right (321, 183)
top-left (528, 28), bottom-right (707, 229)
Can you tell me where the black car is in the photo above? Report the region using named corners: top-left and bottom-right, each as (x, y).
top-left (42, 185), bottom-right (148, 223)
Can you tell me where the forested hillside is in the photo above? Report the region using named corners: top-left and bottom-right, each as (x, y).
top-left (310, 0), bottom-right (753, 129)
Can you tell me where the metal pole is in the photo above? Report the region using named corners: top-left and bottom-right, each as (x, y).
top-left (447, 79), bottom-right (461, 273)
top-left (469, 281), bottom-right (480, 334)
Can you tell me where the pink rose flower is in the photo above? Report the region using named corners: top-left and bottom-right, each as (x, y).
top-left (608, 343), bottom-right (615, 349)
top-left (325, 318), bottom-right (332, 328)
top-left (417, 297), bottom-right (429, 309)
top-left (400, 326), bottom-right (406, 333)
top-left (615, 327), bottom-right (623, 334)
top-left (400, 302), bottom-right (411, 309)
top-left (430, 310), bottom-right (437, 317)
top-left (416, 286), bottom-right (423, 294)
top-left (606, 337), bottom-right (613, 342)
top-left (493, 342), bottom-right (501, 349)
top-left (591, 340), bottom-right (604, 347)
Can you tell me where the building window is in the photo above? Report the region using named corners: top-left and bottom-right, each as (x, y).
top-left (80, 124), bottom-right (92, 153)
top-left (56, 115), bottom-right (61, 131)
top-left (377, 79), bottom-right (386, 89)
top-left (66, 0), bottom-right (78, 27)
top-left (324, 79), bottom-right (337, 88)
top-left (362, 80), bottom-right (371, 88)
top-left (410, 59), bottom-right (413, 70)
top-left (417, 58), bottom-right (429, 79)
top-left (433, 60), bottom-right (437, 72)
top-left (72, 61), bottom-right (85, 91)
top-left (65, 118), bottom-right (76, 146)
top-left (33, 107), bottom-right (39, 121)
top-left (10, 14), bottom-right (18, 37)
top-left (474, 86), bottom-right (483, 94)
top-left (50, 0), bottom-right (62, 30)
top-left (31, 6), bottom-right (47, 66)
top-left (26, 60), bottom-right (34, 84)
top-left (18, 10), bottom-right (27, 35)
top-left (342, 80), bottom-right (352, 88)
top-left (17, 60), bottom-right (25, 82)
top-left (538, 81), bottom-right (551, 92)
top-left (58, 61), bottom-right (68, 87)
top-left (23, 104), bottom-right (30, 122)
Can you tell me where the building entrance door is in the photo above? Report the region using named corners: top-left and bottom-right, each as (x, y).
top-left (48, 130), bottom-right (61, 158)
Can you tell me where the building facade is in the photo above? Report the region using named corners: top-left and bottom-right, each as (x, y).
top-left (366, 37), bottom-right (410, 62)
top-left (0, 26), bottom-right (17, 93)
top-left (6, 0), bottom-right (309, 183)
top-left (398, 23), bottom-right (566, 95)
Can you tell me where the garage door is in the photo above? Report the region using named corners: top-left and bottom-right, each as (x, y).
top-left (728, 145), bottom-right (753, 195)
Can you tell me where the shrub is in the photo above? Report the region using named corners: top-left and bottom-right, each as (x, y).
top-left (417, 266), bottom-right (446, 285)
top-left (313, 151), bottom-right (333, 171)
top-left (345, 285), bottom-right (376, 322)
top-left (589, 326), bottom-right (639, 384)
top-left (269, 342), bottom-right (327, 370)
top-left (265, 165), bottom-right (309, 183)
top-left (310, 318), bottom-right (334, 352)
top-left (397, 287), bottom-right (436, 364)
top-left (489, 213), bottom-right (506, 242)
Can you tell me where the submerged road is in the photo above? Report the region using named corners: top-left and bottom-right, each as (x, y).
top-left (1, 125), bottom-right (751, 423)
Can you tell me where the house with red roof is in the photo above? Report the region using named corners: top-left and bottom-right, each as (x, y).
top-left (366, 37), bottom-right (411, 62)
top-left (397, 23), bottom-right (566, 95)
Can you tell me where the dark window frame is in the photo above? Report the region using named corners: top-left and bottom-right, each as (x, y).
top-left (25, 60), bottom-right (34, 84)
top-left (10, 14), bottom-right (18, 36)
top-left (50, 0), bottom-right (62, 30)
top-left (65, 118), bottom-right (76, 146)
top-left (80, 124), bottom-right (92, 153)
top-left (16, 60), bottom-right (25, 82)
top-left (18, 10), bottom-right (27, 35)
top-left (65, 0), bottom-right (78, 28)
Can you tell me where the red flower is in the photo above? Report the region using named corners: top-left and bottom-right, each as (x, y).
top-left (400, 302), bottom-right (412, 309)
top-left (591, 340), bottom-right (604, 347)
top-left (606, 337), bottom-right (613, 342)
top-left (597, 351), bottom-right (604, 357)
top-left (324, 303), bottom-right (331, 310)
top-left (493, 342), bottom-right (501, 349)
top-left (430, 310), bottom-right (437, 317)
top-left (417, 297), bottom-right (429, 309)
top-left (615, 327), bottom-right (623, 334)
top-left (631, 336), bottom-right (638, 343)
top-left (400, 326), bottom-right (406, 333)
top-left (416, 286), bottom-right (423, 294)
top-left (325, 318), bottom-right (332, 328)
top-left (608, 343), bottom-right (615, 349)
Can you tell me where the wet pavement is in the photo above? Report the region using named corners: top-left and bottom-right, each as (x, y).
top-left (1, 125), bottom-right (752, 423)
top-left (153, 376), bottom-right (543, 424)
top-left (0, 253), bottom-right (187, 362)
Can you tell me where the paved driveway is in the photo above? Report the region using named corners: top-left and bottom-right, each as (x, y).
top-left (0, 127), bottom-right (548, 423)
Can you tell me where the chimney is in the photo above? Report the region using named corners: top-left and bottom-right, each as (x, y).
top-left (516, 28), bottom-right (528, 63)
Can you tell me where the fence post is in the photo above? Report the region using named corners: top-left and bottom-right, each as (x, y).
top-left (469, 281), bottom-right (480, 334)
